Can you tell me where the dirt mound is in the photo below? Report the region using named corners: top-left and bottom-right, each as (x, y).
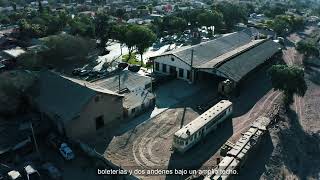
top-left (261, 106), bottom-right (320, 180)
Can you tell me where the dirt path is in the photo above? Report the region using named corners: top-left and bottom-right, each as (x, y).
top-left (260, 25), bottom-right (320, 180)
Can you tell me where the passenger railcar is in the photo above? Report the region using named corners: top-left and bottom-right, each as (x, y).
top-left (173, 100), bottom-right (233, 153)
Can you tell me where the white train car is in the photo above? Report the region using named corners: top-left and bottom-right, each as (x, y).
top-left (173, 100), bottom-right (233, 153)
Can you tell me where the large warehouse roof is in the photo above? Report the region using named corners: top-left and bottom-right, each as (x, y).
top-left (196, 39), bottom-right (265, 69)
top-left (216, 40), bottom-right (281, 82)
top-left (159, 32), bottom-right (252, 67)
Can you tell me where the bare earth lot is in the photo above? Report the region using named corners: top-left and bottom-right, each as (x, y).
top-left (92, 25), bottom-right (320, 180)
top-left (97, 63), bottom-right (280, 180)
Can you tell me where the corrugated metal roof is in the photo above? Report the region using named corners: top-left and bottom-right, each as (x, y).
top-left (34, 71), bottom-right (97, 122)
top-left (157, 32), bottom-right (252, 67)
top-left (123, 90), bottom-right (154, 109)
top-left (94, 70), bottom-right (151, 92)
top-left (216, 40), bottom-right (281, 82)
top-left (174, 100), bottom-right (232, 139)
top-left (196, 39), bottom-right (265, 69)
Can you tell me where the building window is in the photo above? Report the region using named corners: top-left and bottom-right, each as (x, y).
top-left (179, 68), bottom-right (184, 77)
top-left (155, 62), bottom-right (159, 71)
top-left (187, 70), bottom-right (191, 79)
top-left (95, 96), bottom-right (100, 102)
top-left (132, 107), bottom-right (136, 114)
top-left (95, 115), bottom-right (104, 130)
top-left (171, 57), bottom-right (175, 61)
top-left (162, 64), bottom-right (167, 73)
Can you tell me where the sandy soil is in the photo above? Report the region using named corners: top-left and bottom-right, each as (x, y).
top-left (100, 62), bottom-right (281, 180)
top-left (101, 25), bottom-right (320, 180)
top-left (258, 25), bottom-right (320, 180)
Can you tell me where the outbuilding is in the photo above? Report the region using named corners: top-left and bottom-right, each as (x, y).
top-left (31, 71), bottom-right (124, 140)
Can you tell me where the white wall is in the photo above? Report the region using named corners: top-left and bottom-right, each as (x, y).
top-left (154, 55), bottom-right (192, 81)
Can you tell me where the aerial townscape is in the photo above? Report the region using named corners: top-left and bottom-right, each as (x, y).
top-left (0, 0), bottom-right (320, 179)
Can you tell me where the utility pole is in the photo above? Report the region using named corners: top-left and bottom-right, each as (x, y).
top-left (118, 73), bottom-right (121, 93)
top-left (30, 122), bottom-right (40, 158)
top-left (150, 62), bottom-right (153, 92)
top-left (190, 49), bottom-right (194, 82)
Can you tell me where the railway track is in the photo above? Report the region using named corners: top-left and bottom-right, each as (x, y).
top-left (233, 90), bottom-right (281, 140)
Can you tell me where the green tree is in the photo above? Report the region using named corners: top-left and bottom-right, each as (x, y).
top-left (18, 19), bottom-right (46, 39)
top-left (37, 0), bottom-right (43, 13)
top-left (263, 4), bottom-right (287, 18)
top-left (160, 16), bottom-right (187, 35)
top-left (69, 15), bottom-right (95, 38)
top-left (0, 14), bottom-right (10, 24)
top-left (268, 65), bottom-right (307, 105)
top-left (41, 34), bottom-right (96, 66)
top-left (296, 41), bottom-right (319, 57)
top-left (94, 12), bottom-right (111, 48)
top-left (270, 16), bottom-right (291, 36)
top-left (135, 26), bottom-right (157, 65)
top-left (213, 2), bottom-right (247, 30)
top-left (115, 9), bottom-right (126, 19)
top-left (124, 25), bottom-right (156, 64)
top-left (111, 25), bottom-right (128, 55)
top-left (0, 70), bottom-right (37, 116)
top-left (197, 10), bottom-right (223, 31)
top-left (269, 15), bottom-right (305, 36)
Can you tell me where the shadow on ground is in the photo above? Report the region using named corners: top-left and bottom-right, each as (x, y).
top-left (234, 133), bottom-right (274, 180)
top-left (231, 65), bottom-right (273, 118)
top-left (277, 108), bottom-right (320, 179)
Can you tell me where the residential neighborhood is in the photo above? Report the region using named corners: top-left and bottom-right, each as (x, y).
top-left (0, 0), bottom-right (320, 180)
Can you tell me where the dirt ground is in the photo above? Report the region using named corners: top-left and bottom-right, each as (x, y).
top-left (256, 25), bottom-right (320, 180)
top-left (98, 61), bottom-right (280, 180)
top-left (98, 25), bottom-right (320, 180)
top-left (103, 81), bottom-right (221, 180)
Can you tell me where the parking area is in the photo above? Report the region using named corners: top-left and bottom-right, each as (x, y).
top-left (0, 122), bottom-right (104, 180)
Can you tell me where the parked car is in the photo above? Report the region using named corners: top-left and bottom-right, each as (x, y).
top-left (24, 165), bottom-right (40, 180)
top-left (118, 62), bottom-right (128, 70)
top-left (7, 170), bottom-right (23, 180)
top-left (99, 49), bottom-right (110, 56)
top-left (46, 133), bottom-right (62, 150)
top-left (1, 59), bottom-right (16, 70)
top-left (72, 68), bottom-right (82, 76)
top-left (0, 63), bottom-right (6, 72)
top-left (41, 162), bottom-right (62, 180)
top-left (59, 143), bottom-right (75, 160)
top-left (128, 65), bottom-right (141, 72)
top-left (72, 68), bottom-right (90, 77)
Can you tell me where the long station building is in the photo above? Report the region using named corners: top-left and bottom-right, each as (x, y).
top-left (150, 32), bottom-right (281, 86)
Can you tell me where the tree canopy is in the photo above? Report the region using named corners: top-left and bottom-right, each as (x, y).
top-left (268, 15), bottom-right (304, 36)
top-left (94, 12), bottom-right (112, 47)
top-left (212, 2), bottom-right (248, 30)
top-left (17, 10), bottom-right (71, 39)
top-left (268, 65), bottom-right (307, 105)
top-left (297, 40), bottom-right (319, 57)
top-left (197, 10), bottom-right (223, 30)
top-left (69, 15), bottom-right (95, 38)
top-left (124, 25), bottom-right (156, 64)
top-left (19, 34), bottom-right (96, 69)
